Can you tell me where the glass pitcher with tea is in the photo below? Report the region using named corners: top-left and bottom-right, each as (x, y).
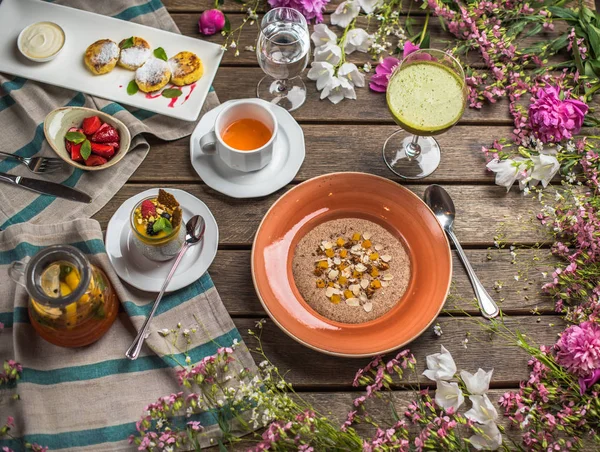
top-left (9, 245), bottom-right (119, 347)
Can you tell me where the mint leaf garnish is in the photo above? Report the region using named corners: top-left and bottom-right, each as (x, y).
top-left (154, 47), bottom-right (168, 61)
top-left (80, 140), bottom-right (91, 160)
top-left (153, 217), bottom-right (173, 234)
top-left (65, 131), bottom-right (86, 143)
top-left (121, 36), bottom-right (135, 49)
top-left (161, 88), bottom-right (183, 98)
top-left (127, 80), bottom-right (139, 96)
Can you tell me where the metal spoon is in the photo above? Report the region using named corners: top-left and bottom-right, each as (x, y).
top-left (424, 185), bottom-right (500, 319)
top-left (126, 215), bottom-right (206, 360)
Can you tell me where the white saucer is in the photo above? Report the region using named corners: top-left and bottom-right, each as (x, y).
top-left (105, 188), bottom-right (219, 293)
top-left (190, 99), bottom-right (305, 198)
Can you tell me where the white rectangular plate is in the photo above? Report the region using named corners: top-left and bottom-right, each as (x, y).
top-left (0, 0), bottom-right (224, 121)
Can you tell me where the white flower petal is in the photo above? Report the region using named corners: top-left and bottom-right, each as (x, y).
top-left (486, 158), bottom-right (529, 192)
top-left (423, 345), bottom-right (457, 381)
top-left (310, 24), bottom-right (337, 48)
top-left (307, 62), bottom-right (335, 91)
top-left (469, 421), bottom-right (503, 450)
top-left (357, 0), bottom-right (383, 13)
top-left (434, 380), bottom-right (465, 412)
top-left (338, 62), bottom-right (365, 88)
top-left (343, 28), bottom-right (372, 54)
top-left (530, 154), bottom-right (560, 188)
top-left (314, 43), bottom-right (343, 66)
top-left (331, 0), bottom-right (360, 28)
top-left (460, 368), bottom-right (493, 395)
top-left (465, 394), bottom-right (498, 424)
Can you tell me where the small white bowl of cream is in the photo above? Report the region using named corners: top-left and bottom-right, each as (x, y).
top-left (18, 22), bottom-right (65, 62)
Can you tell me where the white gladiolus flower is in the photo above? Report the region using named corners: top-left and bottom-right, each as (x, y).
top-left (486, 158), bottom-right (529, 192)
top-left (423, 345), bottom-right (457, 381)
top-left (320, 76), bottom-right (356, 104)
top-left (307, 61), bottom-right (335, 90)
top-left (331, 0), bottom-right (360, 28)
top-left (529, 153), bottom-right (560, 188)
top-left (465, 394), bottom-right (498, 424)
top-left (338, 62), bottom-right (365, 87)
top-left (313, 43), bottom-right (343, 66)
top-left (358, 0), bottom-right (383, 13)
top-left (434, 380), bottom-right (465, 412)
top-left (460, 368), bottom-right (493, 395)
top-left (343, 28), bottom-right (373, 53)
top-left (469, 421), bottom-right (503, 450)
top-left (311, 23), bottom-right (337, 48)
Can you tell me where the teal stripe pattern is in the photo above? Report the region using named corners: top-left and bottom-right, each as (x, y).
top-left (0, 239), bottom-right (105, 265)
top-left (114, 0), bottom-right (163, 21)
top-left (123, 273), bottom-right (214, 317)
top-left (0, 94), bottom-right (15, 113)
top-left (0, 410), bottom-right (224, 451)
top-left (1, 76), bottom-right (27, 93)
top-left (20, 328), bottom-right (241, 385)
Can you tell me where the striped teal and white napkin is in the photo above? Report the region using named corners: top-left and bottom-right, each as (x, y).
top-left (0, 219), bottom-right (257, 451)
top-left (0, 0), bottom-right (219, 229)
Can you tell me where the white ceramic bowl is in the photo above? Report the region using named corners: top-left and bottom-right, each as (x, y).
top-left (43, 106), bottom-right (131, 172)
top-left (17, 21), bottom-right (66, 62)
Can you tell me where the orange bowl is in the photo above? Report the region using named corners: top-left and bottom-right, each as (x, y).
top-left (251, 173), bottom-right (452, 357)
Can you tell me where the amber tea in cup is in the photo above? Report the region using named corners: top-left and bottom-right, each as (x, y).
top-left (222, 118), bottom-right (272, 151)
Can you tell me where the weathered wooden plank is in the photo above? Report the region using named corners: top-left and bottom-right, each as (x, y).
top-left (210, 249), bottom-right (555, 316)
top-left (234, 316), bottom-right (564, 387)
top-left (139, 125), bottom-right (504, 184)
top-left (211, 67), bottom-right (514, 124)
top-left (93, 184), bottom-right (547, 246)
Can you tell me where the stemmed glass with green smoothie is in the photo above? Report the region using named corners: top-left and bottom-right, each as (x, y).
top-left (384, 49), bottom-right (467, 179)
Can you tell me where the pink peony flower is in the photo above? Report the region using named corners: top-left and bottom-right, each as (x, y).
top-left (555, 321), bottom-right (600, 376)
top-left (579, 368), bottom-right (600, 395)
top-left (198, 9), bottom-right (226, 36)
top-left (528, 85), bottom-right (588, 143)
top-left (369, 57), bottom-right (400, 92)
top-left (267, 0), bottom-right (330, 23)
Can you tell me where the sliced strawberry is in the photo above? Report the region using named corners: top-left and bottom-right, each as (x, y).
top-left (70, 143), bottom-right (84, 162)
top-left (90, 142), bottom-right (115, 159)
top-left (91, 123), bottom-right (120, 143)
top-left (82, 116), bottom-right (102, 135)
top-left (84, 155), bottom-right (107, 166)
top-left (65, 127), bottom-right (84, 155)
top-left (103, 141), bottom-right (120, 151)
top-left (141, 200), bottom-right (156, 218)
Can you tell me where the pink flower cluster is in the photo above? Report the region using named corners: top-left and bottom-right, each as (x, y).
top-left (249, 410), bottom-right (316, 452)
top-left (267, 0), bottom-right (330, 23)
top-left (0, 360), bottom-right (22, 385)
top-left (555, 321), bottom-right (600, 377)
top-left (528, 86), bottom-right (588, 143)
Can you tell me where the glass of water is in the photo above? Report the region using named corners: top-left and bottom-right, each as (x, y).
top-left (256, 7), bottom-right (310, 111)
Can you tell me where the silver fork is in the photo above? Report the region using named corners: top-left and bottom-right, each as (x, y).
top-left (0, 151), bottom-right (66, 174)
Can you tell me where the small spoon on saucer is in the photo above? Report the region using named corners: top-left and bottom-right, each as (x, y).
top-left (424, 185), bottom-right (500, 319)
top-left (126, 215), bottom-right (206, 360)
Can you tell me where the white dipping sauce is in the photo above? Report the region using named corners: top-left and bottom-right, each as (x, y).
top-left (19, 22), bottom-right (65, 59)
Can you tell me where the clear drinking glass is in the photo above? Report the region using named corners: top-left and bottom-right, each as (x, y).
top-left (383, 49), bottom-right (467, 179)
top-left (256, 7), bottom-right (310, 112)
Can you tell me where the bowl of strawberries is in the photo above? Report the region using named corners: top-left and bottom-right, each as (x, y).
top-left (43, 106), bottom-right (132, 171)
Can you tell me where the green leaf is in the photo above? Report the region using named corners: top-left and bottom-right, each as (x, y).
top-left (121, 36), bottom-right (134, 49)
top-left (405, 16), bottom-right (415, 35)
top-left (80, 140), bottom-right (91, 160)
top-left (153, 47), bottom-right (168, 61)
top-left (217, 440), bottom-right (228, 452)
top-left (65, 131), bottom-right (86, 144)
top-left (524, 23), bottom-right (543, 38)
top-left (589, 24), bottom-right (600, 59)
top-left (572, 37), bottom-right (585, 74)
top-left (161, 88), bottom-right (183, 98)
top-left (547, 6), bottom-right (578, 21)
top-left (223, 14), bottom-right (231, 33)
top-left (153, 217), bottom-right (173, 234)
top-left (419, 30), bottom-right (430, 49)
top-left (127, 80), bottom-right (139, 96)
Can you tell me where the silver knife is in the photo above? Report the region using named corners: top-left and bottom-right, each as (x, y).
top-left (0, 172), bottom-right (92, 203)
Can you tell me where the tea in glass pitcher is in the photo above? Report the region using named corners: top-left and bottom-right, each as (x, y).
top-left (10, 245), bottom-right (119, 347)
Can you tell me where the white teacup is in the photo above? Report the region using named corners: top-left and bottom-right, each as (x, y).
top-left (199, 100), bottom-right (278, 172)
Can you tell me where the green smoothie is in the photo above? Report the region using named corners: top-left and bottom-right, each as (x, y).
top-left (387, 60), bottom-right (466, 135)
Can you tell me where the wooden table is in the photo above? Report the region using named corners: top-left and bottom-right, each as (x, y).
top-left (93, 0), bottom-right (566, 438)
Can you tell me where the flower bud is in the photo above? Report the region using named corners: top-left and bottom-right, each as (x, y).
top-left (198, 9), bottom-right (226, 36)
